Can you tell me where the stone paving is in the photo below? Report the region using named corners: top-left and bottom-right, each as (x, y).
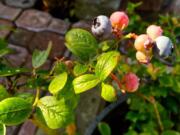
top-left (0, 2), bottom-right (103, 135)
top-left (5, 0), bottom-right (36, 9)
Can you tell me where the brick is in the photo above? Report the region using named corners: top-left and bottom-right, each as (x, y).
top-left (15, 10), bottom-right (52, 32)
top-left (47, 18), bottom-right (70, 35)
top-left (18, 120), bottom-right (37, 135)
top-left (72, 20), bottom-right (91, 32)
top-left (8, 28), bottom-right (35, 47)
top-left (0, 19), bottom-right (13, 38)
top-left (5, 0), bottom-right (36, 9)
top-left (0, 77), bottom-right (6, 85)
top-left (170, 0), bottom-right (180, 14)
top-left (28, 31), bottom-right (66, 59)
top-left (0, 3), bottom-right (22, 21)
top-left (74, 0), bottom-right (120, 20)
top-left (5, 44), bottom-right (29, 67)
top-left (7, 126), bottom-right (20, 135)
top-left (76, 89), bottom-right (102, 135)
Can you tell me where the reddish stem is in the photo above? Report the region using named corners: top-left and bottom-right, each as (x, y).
top-left (110, 73), bottom-right (125, 93)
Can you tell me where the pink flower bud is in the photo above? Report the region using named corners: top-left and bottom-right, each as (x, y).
top-left (110, 11), bottom-right (129, 31)
top-left (146, 25), bottom-right (163, 40)
top-left (121, 73), bottom-right (140, 92)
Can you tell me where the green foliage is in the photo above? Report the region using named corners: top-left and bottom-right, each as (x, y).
top-left (15, 93), bottom-right (34, 104)
top-left (73, 74), bottom-right (100, 94)
top-left (0, 39), bottom-right (7, 50)
top-left (126, 2), bottom-right (148, 34)
top-left (125, 130), bottom-right (138, 135)
top-left (65, 28), bottom-right (98, 61)
top-left (101, 83), bottom-right (117, 102)
top-left (0, 3), bottom-right (179, 134)
top-left (36, 96), bottom-right (74, 129)
top-left (162, 130), bottom-right (180, 135)
top-left (99, 40), bottom-right (116, 52)
top-left (0, 85), bottom-right (9, 101)
top-left (49, 72), bottom-right (68, 94)
top-left (0, 48), bottom-right (13, 58)
top-left (0, 124), bottom-right (6, 135)
top-left (95, 51), bottom-right (120, 81)
top-left (123, 2), bottom-right (180, 134)
top-left (53, 62), bottom-right (67, 75)
top-left (0, 39), bottom-right (12, 58)
top-left (32, 42), bottom-right (52, 68)
top-left (73, 63), bottom-right (88, 76)
top-left (57, 76), bottom-right (80, 109)
top-left (98, 122), bottom-right (111, 135)
top-left (0, 66), bottom-right (28, 77)
top-left (0, 97), bottom-right (32, 125)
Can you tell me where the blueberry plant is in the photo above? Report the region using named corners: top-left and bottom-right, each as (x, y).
top-left (0, 3), bottom-right (180, 135)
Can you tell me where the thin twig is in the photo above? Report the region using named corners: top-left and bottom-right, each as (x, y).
top-left (110, 73), bottom-right (125, 93)
top-left (151, 97), bottom-right (164, 132)
top-left (32, 68), bottom-right (40, 107)
top-left (137, 92), bottom-right (164, 132)
top-left (33, 87), bottom-right (40, 107)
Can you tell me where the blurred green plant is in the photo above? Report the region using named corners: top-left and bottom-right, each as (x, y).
top-left (123, 2), bottom-right (180, 135)
top-left (98, 122), bottom-right (111, 135)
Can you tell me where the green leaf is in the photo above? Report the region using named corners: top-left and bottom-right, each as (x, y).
top-left (32, 42), bottom-right (52, 68)
top-left (162, 130), bottom-right (180, 135)
top-left (98, 122), bottom-right (111, 135)
top-left (95, 51), bottom-right (120, 81)
top-left (127, 2), bottom-right (142, 14)
top-left (49, 72), bottom-right (68, 94)
top-left (0, 85), bottom-right (9, 101)
top-left (0, 39), bottom-right (12, 57)
top-left (73, 63), bottom-right (88, 76)
top-left (164, 97), bottom-right (178, 114)
top-left (141, 121), bottom-right (158, 135)
top-left (53, 62), bottom-right (67, 75)
top-left (163, 119), bottom-right (174, 130)
top-left (0, 124), bottom-right (6, 135)
top-left (125, 130), bottom-right (138, 135)
top-left (15, 93), bottom-right (34, 104)
top-left (159, 75), bottom-right (173, 87)
top-left (65, 28), bottom-right (98, 61)
top-left (101, 83), bottom-right (117, 102)
top-left (57, 76), bottom-right (80, 109)
top-left (26, 77), bottom-right (48, 90)
top-left (0, 67), bottom-right (28, 77)
top-left (140, 133), bottom-right (156, 135)
top-left (0, 48), bottom-right (13, 57)
top-left (99, 40), bottom-right (115, 52)
top-left (36, 96), bottom-right (73, 129)
top-left (0, 39), bottom-right (7, 50)
top-left (0, 97), bottom-right (32, 125)
top-left (73, 74), bottom-right (100, 94)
